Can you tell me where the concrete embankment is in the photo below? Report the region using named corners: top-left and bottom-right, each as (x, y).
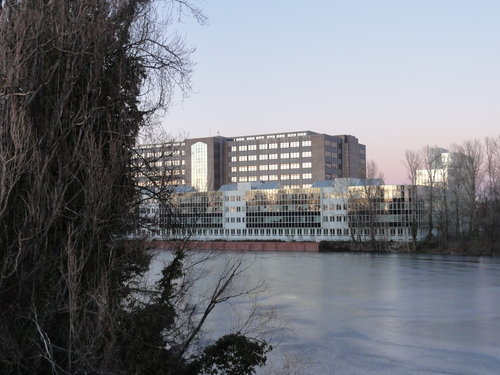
top-left (147, 241), bottom-right (319, 252)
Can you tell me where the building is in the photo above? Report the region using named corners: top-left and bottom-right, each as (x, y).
top-left (416, 147), bottom-right (472, 187)
top-left (134, 131), bottom-right (366, 191)
top-left (134, 179), bottom-right (429, 243)
top-left (415, 147), bottom-right (476, 238)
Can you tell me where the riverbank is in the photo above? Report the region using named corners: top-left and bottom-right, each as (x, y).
top-left (145, 239), bottom-right (499, 256)
top-left (147, 240), bottom-right (319, 252)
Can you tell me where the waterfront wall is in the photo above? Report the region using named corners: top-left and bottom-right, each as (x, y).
top-left (148, 241), bottom-right (319, 252)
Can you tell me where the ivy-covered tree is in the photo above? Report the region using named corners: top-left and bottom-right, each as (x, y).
top-left (0, 0), bottom-right (272, 373)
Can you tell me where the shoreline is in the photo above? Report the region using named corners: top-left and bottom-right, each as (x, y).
top-left (144, 240), bottom-right (499, 256)
top-left (146, 240), bottom-right (319, 252)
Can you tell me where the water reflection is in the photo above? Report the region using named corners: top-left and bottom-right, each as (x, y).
top-left (153, 251), bottom-right (500, 375)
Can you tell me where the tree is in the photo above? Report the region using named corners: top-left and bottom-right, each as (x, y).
top-left (0, 1), bottom-right (272, 374)
top-left (403, 149), bottom-right (422, 250)
top-left (196, 333), bottom-right (271, 375)
top-left (419, 145), bottom-right (443, 240)
top-left (482, 136), bottom-right (500, 250)
top-left (348, 160), bottom-right (385, 249)
top-left (450, 139), bottom-right (484, 241)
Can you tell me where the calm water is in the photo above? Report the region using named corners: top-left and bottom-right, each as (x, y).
top-left (153, 251), bottom-right (500, 375)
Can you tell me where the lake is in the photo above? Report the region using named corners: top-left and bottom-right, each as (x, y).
top-left (152, 251), bottom-right (500, 375)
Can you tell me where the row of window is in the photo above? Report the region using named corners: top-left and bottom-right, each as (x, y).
top-left (230, 162), bottom-right (312, 172)
top-left (325, 151), bottom-right (339, 158)
top-left (137, 148), bottom-right (185, 158)
top-left (224, 193), bottom-right (320, 202)
top-left (323, 204), bottom-right (348, 211)
top-left (158, 227), bottom-right (412, 238)
top-left (323, 216), bottom-right (348, 222)
top-left (234, 132), bottom-right (308, 142)
top-left (231, 140), bottom-right (312, 152)
top-left (230, 174), bottom-right (312, 182)
top-left (325, 140), bottom-right (341, 148)
top-left (230, 152), bottom-right (312, 162)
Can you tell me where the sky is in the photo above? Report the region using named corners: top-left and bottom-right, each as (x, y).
top-left (161, 0), bottom-right (500, 184)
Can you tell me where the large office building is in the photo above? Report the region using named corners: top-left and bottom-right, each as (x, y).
top-left (135, 131), bottom-right (366, 191)
top-left (135, 179), bottom-right (429, 243)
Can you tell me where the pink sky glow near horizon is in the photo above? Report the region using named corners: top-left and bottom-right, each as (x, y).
top-left (159, 1), bottom-right (500, 185)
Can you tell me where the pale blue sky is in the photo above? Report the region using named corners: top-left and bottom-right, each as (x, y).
top-left (163, 0), bottom-right (500, 184)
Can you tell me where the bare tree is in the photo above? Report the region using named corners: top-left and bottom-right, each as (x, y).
top-left (403, 149), bottom-right (422, 250)
top-left (0, 1), bottom-right (273, 374)
top-left (418, 145), bottom-right (445, 240)
top-left (450, 139), bottom-right (484, 241)
top-left (348, 160), bottom-right (385, 250)
top-left (433, 165), bottom-right (452, 247)
top-left (482, 136), bottom-right (500, 249)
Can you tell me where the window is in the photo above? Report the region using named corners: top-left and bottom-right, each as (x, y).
top-left (281, 153), bottom-right (289, 159)
top-left (248, 166), bottom-right (257, 171)
top-left (269, 154), bottom-right (278, 159)
top-left (302, 151), bottom-right (311, 157)
top-left (281, 174), bottom-right (290, 180)
top-left (280, 142), bottom-right (289, 148)
top-left (280, 164), bottom-right (290, 169)
top-left (248, 144), bottom-right (257, 150)
top-left (291, 174), bottom-right (300, 179)
top-left (230, 146), bottom-right (237, 152)
top-left (290, 141), bottom-right (299, 147)
top-left (302, 140), bottom-right (311, 147)
top-left (248, 155), bottom-right (257, 161)
top-left (231, 167), bottom-right (237, 172)
top-left (291, 163), bottom-right (300, 169)
top-left (230, 156), bottom-right (237, 162)
top-left (239, 155), bottom-right (247, 161)
top-left (269, 175), bottom-right (278, 180)
top-left (302, 173), bottom-right (312, 179)
top-left (269, 164), bottom-right (278, 170)
top-left (259, 154), bottom-right (268, 160)
top-left (259, 144), bottom-right (268, 150)
top-left (239, 145), bottom-right (247, 151)
top-left (290, 152), bottom-right (299, 158)
top-left (191, 142), bottom-right (208, 191)
top-left (302, 162), bottom-right (311, 168)
top-left (269, 143), bottom-right (278, 149)
top-left (239, 166), bottom-right (247, 172)
top-left (259, 165), bottom-right (268, 170)
top-left (260, 175), bottom-right (269, 181)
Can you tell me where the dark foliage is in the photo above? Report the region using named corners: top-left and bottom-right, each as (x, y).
top-left (0, 0), bottom-right (270, 374)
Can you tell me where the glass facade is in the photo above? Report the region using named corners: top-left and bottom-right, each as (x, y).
top-left (191, 142), bottom-right (208, 191)
top-left (134, 180), bottom-right (429, 242)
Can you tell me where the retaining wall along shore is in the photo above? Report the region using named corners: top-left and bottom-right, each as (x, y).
top-left (147, 241), bottom-right (319, 252)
